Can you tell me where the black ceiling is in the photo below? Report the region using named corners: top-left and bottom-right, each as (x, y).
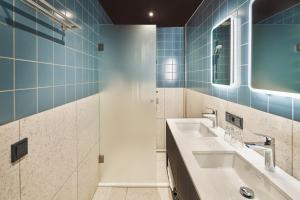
top-left (98, 0), bottom-right (203, 27)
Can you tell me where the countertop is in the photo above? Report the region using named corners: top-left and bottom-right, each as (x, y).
top-left (167, 118), bottom-right (300, 200)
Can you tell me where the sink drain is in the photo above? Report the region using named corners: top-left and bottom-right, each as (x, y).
top-left (240, 186), bottom-right (255, 199)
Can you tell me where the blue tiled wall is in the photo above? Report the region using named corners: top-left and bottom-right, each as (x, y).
top-left (156, 27), bottom-right (185, 88)
top-left (0, 0), bottom-right (111, 125)
top-left (185, 0), bottom-right (300, 121)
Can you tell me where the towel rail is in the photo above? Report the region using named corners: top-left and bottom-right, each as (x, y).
top-left (23, 0), bottom-right (81, 30)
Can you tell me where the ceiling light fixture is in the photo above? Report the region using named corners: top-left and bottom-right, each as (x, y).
top-left (148, 11), bottom-right (154, 18)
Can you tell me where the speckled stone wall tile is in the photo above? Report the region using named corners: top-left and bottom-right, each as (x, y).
top-left (0, 121), bottom-right (20, 200)
top-left (77, 94), bottom-right (100, 163)
top-left (53, 171), bottom-right (77, 200)
top-left (78, 143), bottom-right (100, 200)
top-left (20, 102), bottom-right (77, 200)
top-left (293, 121), bottom-right (300, 180)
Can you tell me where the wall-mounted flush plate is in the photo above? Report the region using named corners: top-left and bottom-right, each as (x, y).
top-left (98, 43), bottom-right (104, 51)
top-left (11, 138), bottom-right (28, 163)
top-left (98, 155), bottom-right (104, 163)
top-left (226, 112), bottom-right (243, 129)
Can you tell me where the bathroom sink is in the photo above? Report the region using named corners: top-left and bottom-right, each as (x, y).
top-left (192, 151), bottom-right (290, 200)
top-left (175, 122), bottom-right (217, 137)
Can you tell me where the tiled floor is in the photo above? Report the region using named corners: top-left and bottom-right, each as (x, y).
top-left (92, 187), bottom-right (172, 200)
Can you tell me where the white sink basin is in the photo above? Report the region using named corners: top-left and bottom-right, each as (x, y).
top-left (193, 151), bottom-right (290, 200)
top-left (175, 122), bottom-right (217, 137)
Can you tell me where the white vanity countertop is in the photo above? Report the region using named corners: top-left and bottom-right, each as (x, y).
top-left (167, 118), bottom-right (300, 200)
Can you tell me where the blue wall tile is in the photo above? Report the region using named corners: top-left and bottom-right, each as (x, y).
top-left (0, 24), bottom-right (13, 57)
top-left (15, 89), bottom-right (37, 120)
top-left (54, 65), bottom-right (66, 86)
top-left (294, 99), bottom-right (300, 122)
top-left (54, 43), bottom-right (66, 65)
top-left (38, 87), bottom-right (53, 112)
top-left (269, 95), bottom-right (293, 119)
top-left (38, 63), bottom-right (53, 87)
top-left (0, 0), bottom-right (14, 25)
top-left (156, 27), bottom-right (185, 88)
top-left (238, 86), bottom-right (250, 106)
top-left (54, 86), bottom-right (65, 107)
top-left (38, 38), bottom-right (54, 63)
top-left (250, 92), bottom-right (268, 112)
top-left (0, 92), bottom-right (14, 124)
top-left (66, 85), bottom-right (76, 103)
top-left (186, 0), bottom-right (298, 121)
top-left (15, 60), bottom-right (37, 89)
top-left (0, 0), bottom-right (112, 125)
top-left (66, 67), bottom-right (76, 84)
top-left (15, 29), bottom-right (37, 60)
top-left (0, 58), bottom-right (13, 91)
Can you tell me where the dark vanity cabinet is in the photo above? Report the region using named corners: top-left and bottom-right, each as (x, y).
top-left (166, 123), bottom-right (201, 200)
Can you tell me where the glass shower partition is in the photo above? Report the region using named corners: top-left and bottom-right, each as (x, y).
top-left (99, 25), bottom-right (158, 184)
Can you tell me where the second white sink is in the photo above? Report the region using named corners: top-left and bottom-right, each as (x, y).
top-left (175, 122), bottom-right (217, 137)
top-left (193, 151), bottom-right (290, 200)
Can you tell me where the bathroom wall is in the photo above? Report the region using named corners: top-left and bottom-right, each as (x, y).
top-left (0, 0), bottom-right (111, 199)
top-left (0, 94), bottom-right (101, 200)
top-left (156, 27), bottom-right (185, 88)
top-left (185, 0), bottom-right (300, 180)
top-left (0, 0), bottom-right (111, 126)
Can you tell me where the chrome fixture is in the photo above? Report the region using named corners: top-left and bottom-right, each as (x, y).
top-left (22, 0), bottom-right (80, 30)
top-left (245, 133), bottom-right (275, 171)
top-left (202, 107), bottom-right (218, 128)
top-left (240, 186), bottom-right (255, 199)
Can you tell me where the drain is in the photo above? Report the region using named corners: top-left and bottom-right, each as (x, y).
top-left (240, 186), bottom-right (255, 199)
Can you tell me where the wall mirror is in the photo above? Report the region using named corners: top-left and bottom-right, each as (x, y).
top-left (211, 17), bottom-right (234, 86)
top-left (251, 0), bottom-right (300, 95)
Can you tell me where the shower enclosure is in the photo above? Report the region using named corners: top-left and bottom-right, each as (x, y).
top-left (98, 25), bottom-right (158, 185)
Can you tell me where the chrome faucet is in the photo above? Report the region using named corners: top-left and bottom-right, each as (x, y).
top-left (245, 133), bottom-right (276, 171)
top-left (202, 107), bottom-right (218, 128)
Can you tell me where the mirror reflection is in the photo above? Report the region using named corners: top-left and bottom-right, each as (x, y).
top-left (212, 18), bottom-right (232, 85)
top-left (251, 0), bottom-right (300, 94)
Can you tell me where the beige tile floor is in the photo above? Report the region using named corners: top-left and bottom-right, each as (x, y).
top-left (92, 187), bottom-right (172, 200)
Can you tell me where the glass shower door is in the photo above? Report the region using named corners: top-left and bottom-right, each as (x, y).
top-left (99, 25), bottom-right (157, 184)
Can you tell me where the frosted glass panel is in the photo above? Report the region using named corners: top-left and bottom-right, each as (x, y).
top-left (99, 25), bottom-right (157, 183)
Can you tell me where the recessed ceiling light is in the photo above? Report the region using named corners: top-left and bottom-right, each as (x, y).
top-left (149, 11), bottom-right (154, 17)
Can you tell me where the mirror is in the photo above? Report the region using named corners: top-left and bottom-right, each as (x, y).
top-left (251, 0), bottom-right (300, 94)
top-left (212, 17), bottom-right (234, 86)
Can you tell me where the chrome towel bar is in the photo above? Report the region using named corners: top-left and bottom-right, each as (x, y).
top-left (23, 0), bottom-right (81, 30)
